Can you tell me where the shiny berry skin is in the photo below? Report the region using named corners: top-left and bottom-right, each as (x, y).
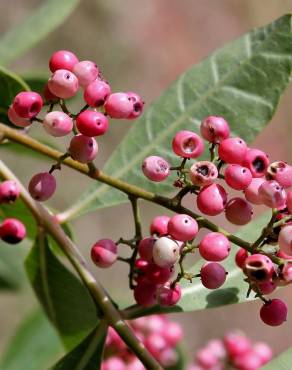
top-left (200, 115), bottom-right (230, 143)
top-left (224, 164), bottom-right (252, 190)
top-left (197, 183), bottom-right (227, 216)
top-left (8, 105), bottom-right (31, 127)
top-left (253, 342), bottom-right (273, 365)
top-left (72, 60), bottom-right (99, 87)
top-left (189, 161), bottom-right (218, 186)
top-left (69, 134), bottom-right (98, 163)
top-left (76, 110), bottom-right (109, 137)
top-left (0, 218), bottom-right (26, 244)
top-left (84, 80), bottom-right (111, 107)
top-left (286, 189), bottom-right (292, 214)
top-left (144, 263), bottom-right (172, 284)
top-left (257, 281), bottom-right (277, 295)
top-left (278, 225), bottom-right (292, 255)
top-left (28, 172), bottom-right (56, 201)
top-left (49, 50), bottom-right (79, 72)
top-left (142, 156), bottom-right (170, 182)
top-left (200, 262), bottom-right (226, 289)
top-left (12, 91), bottom-right (43, 119)
top-left (267, 161), bottom-right (292, 188)
top-left (235, 248), bottom-right (248, 268)
top-left (199, 232), bottom-right (231, 262)
top-left (153, 237), bottom-right (180, 268)
top-left (126, 91), bottom-right (144, 119)
top-left (225, 197), bottom-right (253, 225)
top-left (224, 331), bottom-right (251, 359)
top-left (48, 69), bottom-right (79, 99)
top-left (104, 92), bottom-right (133, 119)
top-left (157, 283), bottom-right (181, 306)
top-left (150, 215), bottom-right (170, 236)
top-left (44, 83), bottom-right (58, 102)
top-left (243, 254), bottom-right (275, 282)
top-left (172, 130), bottom-right (204, 158)
top-left (218, 137), bottom-right (248, 164)
top-left (260, 299), bottom-right (288, 326)
top-left (244, 178), bottom-right (265, 205)
top-left (0, 180), bottom-right (20, 203)
top-left (134, 280), bottom-right (157, 307)
top-left (91, 239), bottom-right (117, 268)
top-left (258, 180), bottom-right (287, 209)
top-left (138, 236), bottom-right (156, 261)
top-left (168, 214), bottom-right (198, 241)
top-left (243, 148), bottom-right (269, 178)
top-left (43, 111), bottom-right (73, 137)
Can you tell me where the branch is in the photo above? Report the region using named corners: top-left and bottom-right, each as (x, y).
top-left (0, 159), bottom-right (162, 370)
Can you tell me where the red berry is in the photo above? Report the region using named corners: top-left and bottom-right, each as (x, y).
top-left (104, 92), bottom-right (134, 119)
top-left (258, 180), bottom-right (287, 209)
top-left (244, 178), bottom-right (265, 205)
top-left (168, 214), bottom-right (198, 241)
top-left (200, 115), bottom-right (230, 143)
top-left (260, 299), bottom-right (287, 326)
top-left (76, 110), bottom-right (109, 137)
top-left (197, 183), bottom-right (227, 216)
top-left (225, 197), bottom-right (253, 225)
top-left (72, 60), bottom-right (99, 87)
top-left (13, 91), bottom-right (43, 119)
top-left (142, 156), bottom-right (170, 182)
top-left (235, 248), bottom-right (249, 268)
top-left (138, 236), bottom-right (156, 261)
top-left (224, 164), bottom-right (252, 190)
top-left (218, 137), bottom-right (248, 164)
top-left (243, 148), bottom-right (269, 178)
top-left (126, 91), bottom-right (144, 119)
top-left (134, 280), bottom-right (157, 307)
top-left (91, 239), bottom-right (117, 268)
top-left (157, 283), bottom-right (181, 306)
top-left (43, 111), bottom-right (73, 137)
top-left (0, 218), bottom-right (26, 244)
top-left (8, 105), bottom-right (31, 127)
top-left (200, 262), bottom-right (226, 289)
top-left (199, 232), bottom-right (231, 261)
top-left (0, 180), bottom-right (20, 203)
top-left (48, 69), bottom-right (79, 99)
top-left (49, 50), bottom-right (79, 72)
top-left (172, 130), bottom-right (204, 158)
top-left (69, 134), bottom-right (98, 163)
top-left (28, 172), bottom-right (56, 202)
top-left (84, 80), bottom-right (111, 107)
top-left (150, 215), bottom-right (170, 236)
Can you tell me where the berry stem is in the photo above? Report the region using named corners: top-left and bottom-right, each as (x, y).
top-left (0, 123), bottom-right (284, 265)
top-left (0, 158), bottom-right (162, 370)
top-left (252, 209), bottom-right (278, 249)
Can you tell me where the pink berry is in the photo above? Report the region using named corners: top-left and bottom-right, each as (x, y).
top-left (200, 262), bottom-right (226, 289)
top-left (200, 115), bottom-right (230, 143)
top-left (134, 280), bottom-right (157, 307)
top-left (243, 254), bottom-right (275, 282)
top-left (162, 322), bottom-right (183, 346)
top-left (0, 218), bottom-right (26, 244)
top-left (150, 215), bottom-right (170, 236)
top-left (218, 137), bottom-right (248, 164)
top-left (145, 333), bottom-right (167, 357)
top-left (224, 164), bottom-right (252, 190)
top-left (243, 148), bottom-right (269, 178)
top-left (189, 161), bottom-right (218, 186)
top-left (199, 232), bottom-right (231, 261)
top-left (145, 263), bottom-right (172, 285)
top-left (44, 83), bottom-right (58, 102)
top-left (153, 237), bottom-right (180, 268)
top-left (102, 357), bottom-right (126, 370)
top-left (157, 283), bottom-right (181, 306)
top-left (267, 161), bottom-right (292, 188)
top-left (84, 80), bottom-right (111, 107)
top-left (28, 172), bottom-right (56, 201)
top-left (233, 350), bottom-right (263, 370)
top-left (168, 214), bottom-right (198, 241)
top-left (225, 197), bottom-right (253, 225)
top-left (8, 105), bottom-right (31, 127)
top-left (224, 331), bottom-right (251, 359)
top-left (196, 347), bottom-right (219, 368)
top-left (260, 299), bottom-right (288, 326)
top-left (257, 281), bottom-right (277, 295)
top-left (12, 91), bottom-right (43, 119)
top-left (197, 184), bottom-right (227, 216)
top-left (126, 358), bottom-right (144, 370)
top-left (76, 110), bottom-right (109, 137)
top-left (43, 111), bottom-right (73, 137)
top-left (159, 348), bottom-right (178, 367)
top-left (253, 342), bottom-right (273, 364)
top-left (138, 237), bottom-right (156, 261)
top-left (104, 92), bottom-right (134, 119)
top-left (69, 134), bottom-right (98, 163)
top-left (49, 50), bottom-right (79, 72)
top-left (258, 180), bottom-right (287, 209)
top-left (91, 239), bottom-right (117, 268)
top-left (0, 180), bottom-right (20, 203)
top-left (72, 60), bottom-right (99, 87)
top-left (278, 225), bottom-right (292, 255)
top-left (142, 156), bottom-right (170, 182)
top-left (277, 250), bottom-right (292, 260)
top-left (135, 258), bottom-right (149, 272)
top-left (235, 248), bottom-right (249, 268)
top-left (244, 178), bottom-right (265, 205)
top-left (48, 69), bottom-right (79, 99)
top-left (172, 130), bottom-right (204, 158)
top-left (286, 190), bottom-right (292, 214)
top-left (281, 262), bottom-right (292, 283)
top-left (126, 91), bottom-right (144, 119)
top-left (206, 339), bottom-right (226, 359)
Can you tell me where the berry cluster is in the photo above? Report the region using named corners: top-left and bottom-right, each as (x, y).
top-left (102, 315), bottom-right (183, 370)
top-left (188, 330), bottom-right (273, 370)
top-left (8, 50), bottom-right (144, 202)
top-left (0, 180), bottom-right (26, 244)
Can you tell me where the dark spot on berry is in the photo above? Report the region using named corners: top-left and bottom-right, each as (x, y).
top-left (197, 165), bottom-right (209, 176)
top-left (65, 73), bottom-right (71, 80)
top-left (95, 99), bottom-right (104, 107)
top-left (30, 102), bottom-right (39, 114)
top-left (252, 157), bottom-right (265, 173)
top-left (250, 269), bottom-right (267, 281)
top-left (88, 142), bottom-right (93, 147)
top-left (2, 235), bottom-right (22, 244)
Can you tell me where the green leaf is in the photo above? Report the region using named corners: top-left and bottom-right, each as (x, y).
top-left (0, 310), bottom-right (63, 370)
top-left (69, 14), bottom-right (292, 219)
top-left (126, 213), bottom-right (270, 317)
top-left (51, 323), bottom-right (107, 370)
top-left (0, 0), bottom-right (80, 66)
top-left (25, 235), bottom-right (97, 350)
top-left (261, 347), bottom-right (292, 370)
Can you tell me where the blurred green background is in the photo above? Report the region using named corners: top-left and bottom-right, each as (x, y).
top-left (1, 0), bottom-right (292, 364)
